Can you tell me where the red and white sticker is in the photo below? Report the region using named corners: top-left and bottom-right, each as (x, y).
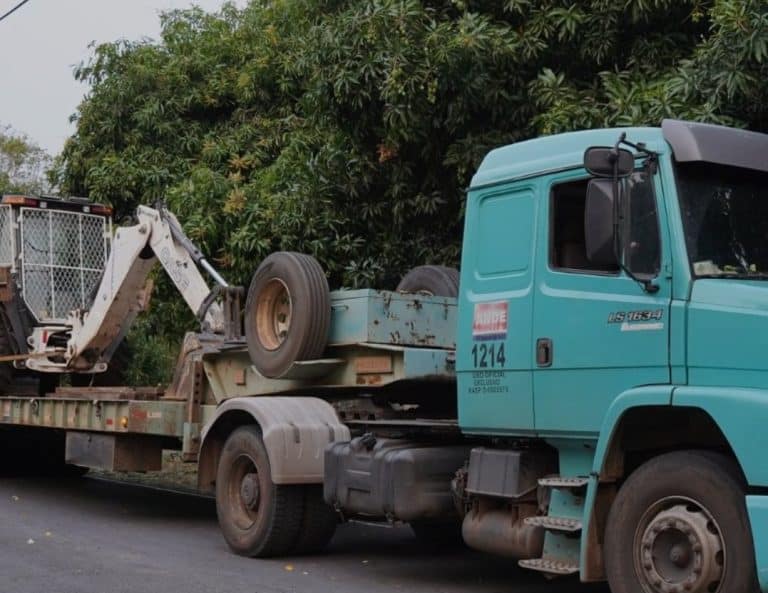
top-left (472, 301), bottom-right (508, 341)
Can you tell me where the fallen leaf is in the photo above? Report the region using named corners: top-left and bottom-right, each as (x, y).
top-left (284, 565), bottom-right (294, 572)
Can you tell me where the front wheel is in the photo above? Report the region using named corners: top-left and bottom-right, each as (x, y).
top-left (604, 450), bottom-right (759, 593)
top-left (215, 426), bottom-right (303, 557)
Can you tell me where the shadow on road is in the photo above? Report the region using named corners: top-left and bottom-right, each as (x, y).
top-left (6, 475), bottom-right (611, 593)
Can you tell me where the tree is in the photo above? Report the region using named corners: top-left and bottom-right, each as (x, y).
top-left (53, 0), bottom-right (768, 370)
top-left (0, 125), bottom-right (52, 195)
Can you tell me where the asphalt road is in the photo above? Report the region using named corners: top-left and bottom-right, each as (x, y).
top-left (0, 475), bottom-right (610, 593)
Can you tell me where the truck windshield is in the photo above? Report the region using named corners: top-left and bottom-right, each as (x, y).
top-left (676, 162), bottom-right (768, 278)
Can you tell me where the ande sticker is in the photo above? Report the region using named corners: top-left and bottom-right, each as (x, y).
top-left (472, 301), bottom-right (508, 341)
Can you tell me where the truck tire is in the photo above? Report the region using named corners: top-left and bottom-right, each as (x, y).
top-left (396, 265), bottom-right (459, 297)
top-left (604, 450), bottom-right (759, 593)
top-left (291, 485), bottom-right (338, 555)
top-left (215, 425), bottom-right (303, 557)
top-left (245, 252), bottom-right (330, 379)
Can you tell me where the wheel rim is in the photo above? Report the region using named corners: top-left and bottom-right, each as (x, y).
top-left (227, 453), bottom-right (262, 530)
top-left (255, 278), bottom-right (292, 351)
top-left (634, 497), bottom-right (725, 593)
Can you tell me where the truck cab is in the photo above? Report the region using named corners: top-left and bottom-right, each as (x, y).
top-left (2, 120), bottom-right (765, 593)
top-left (457, 119), bottom-right (768, 590)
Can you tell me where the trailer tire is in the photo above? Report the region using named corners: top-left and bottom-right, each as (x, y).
top-left (245, 252), bottom-right (330, 379)
top-left (216, 425), bottom-right (303, 557)
top-left (291, 485), bottom-right (338, 555)
top-left (604, 450), bottom-right (759, 593)
top-left (396, 265), bottom-right (459, 297)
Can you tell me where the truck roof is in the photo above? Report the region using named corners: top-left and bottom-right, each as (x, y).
top-left (470, 126), bottom-right (666, 189)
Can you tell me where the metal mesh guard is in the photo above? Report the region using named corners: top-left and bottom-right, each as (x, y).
top-left (0, 206), bottom-right (13, 266)
top-left (20, 207), bottom-right (109, 322)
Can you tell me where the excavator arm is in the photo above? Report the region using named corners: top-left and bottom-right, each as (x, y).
top-left (27, 205), bottom-right (229, 372)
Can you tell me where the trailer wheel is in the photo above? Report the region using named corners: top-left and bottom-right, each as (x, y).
top-left (216, 425), bottom-right (303, 557)
top-left (396, 265), bottom-right (459, 297)
top-left (604, 450), bottom-right (759, 593)
top-left (245, 252), bottom-right (330, 378)
top-left (291, 485), bottom-right (338, 555)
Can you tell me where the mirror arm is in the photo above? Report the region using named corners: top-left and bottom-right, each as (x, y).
top-left (610, 135), bottom-right (660, 294)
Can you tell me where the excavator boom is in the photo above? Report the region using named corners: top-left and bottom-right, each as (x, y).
top-left (26, 205), bottom-right (227, 373)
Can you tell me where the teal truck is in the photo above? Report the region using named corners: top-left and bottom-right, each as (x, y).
top-left (0, 119), bottom-right (765, 593)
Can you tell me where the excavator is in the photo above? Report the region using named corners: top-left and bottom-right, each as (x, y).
top-left (0, 194), bottom-right (242, 386)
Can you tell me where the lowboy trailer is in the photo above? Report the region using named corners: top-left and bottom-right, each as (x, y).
top-left (4, 119), bottom-right (768, 593)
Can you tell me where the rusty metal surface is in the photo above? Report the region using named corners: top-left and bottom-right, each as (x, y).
top-left (0, 266), bottom-right (12, 302)
top-left (165, 333), bottom-right (208, 400)
top-left (328, 289), bottom-right (456, 349)
top-left (203, 343), bottom-right (454, 402)
top-left (0, 396), bottom-right (185, 437)
top-left (65, 431), bottom-right (163, 471)
top-left (51, 386), bottom-right (163, 400)
top-left (0, 350), bottom-right (66, 362)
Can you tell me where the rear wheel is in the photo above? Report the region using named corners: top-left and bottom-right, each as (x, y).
top-left (291, 485), bottom-right (338, 555)
top-left (245, 252), bottom-right (330, 378)
top-left (215, 425), bottom-right (303, 557)
top-left (604, 450), bottom-right (759, 593)
top-left (396, 265), bottom-right (459, 298)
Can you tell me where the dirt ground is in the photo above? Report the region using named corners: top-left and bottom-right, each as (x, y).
top-left (93, 450), bottom-right (200, 493)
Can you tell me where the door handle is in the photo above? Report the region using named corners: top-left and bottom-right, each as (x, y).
top-left (536, 338), bottom-right (553, 367)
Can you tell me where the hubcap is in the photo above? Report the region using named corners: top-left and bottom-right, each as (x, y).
top-left (635, 499), bottom-right (725, 593)
top-left (227, 453), bottom-right (262, 530)
top-left (240, 472), bottom-right (260, 510)
top-left (255, 278), bottom-right (292, 351)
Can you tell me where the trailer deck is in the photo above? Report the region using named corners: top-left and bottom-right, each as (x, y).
top-left (0, 289), bottom-right (458, 472)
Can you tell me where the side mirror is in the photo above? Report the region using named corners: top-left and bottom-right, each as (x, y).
top-left (585, 179), bottom-right (618, 266)
top-left (584, 147), bottom-right (634, 177)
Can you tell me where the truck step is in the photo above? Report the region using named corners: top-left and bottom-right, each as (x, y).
top-left (524, 515), bottom-right (582, 533)
top-left (538, 476), bottom-right (589, 489)
top-left (518, 558), bottom-right (579, 576)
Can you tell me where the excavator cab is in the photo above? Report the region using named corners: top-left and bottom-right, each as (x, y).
top-left (0, 194), bottom-right (113, 325)
top-left (0, 194), bottom-right (113, 388)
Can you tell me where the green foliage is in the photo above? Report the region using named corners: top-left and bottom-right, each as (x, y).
top-left (121, 317), bottom-right (178, 387)
top-left (0, 125), bottom-right (52, 195)
top-left (55, 0), bottom-right (768, 383)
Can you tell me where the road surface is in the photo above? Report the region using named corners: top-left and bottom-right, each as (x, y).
top-left (0, 475), bottom-right (610, 593)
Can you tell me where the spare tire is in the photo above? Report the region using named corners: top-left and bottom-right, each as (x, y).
top-left (245, 252), bottom-right (330, 378)
top-left (396, 265), bottom-right (459, 298)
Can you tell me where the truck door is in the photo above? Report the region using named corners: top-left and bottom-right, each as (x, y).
top-left (457, 181), bottom-right (537, 435)
top-left (532, 170), bottom-right (672, 436)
